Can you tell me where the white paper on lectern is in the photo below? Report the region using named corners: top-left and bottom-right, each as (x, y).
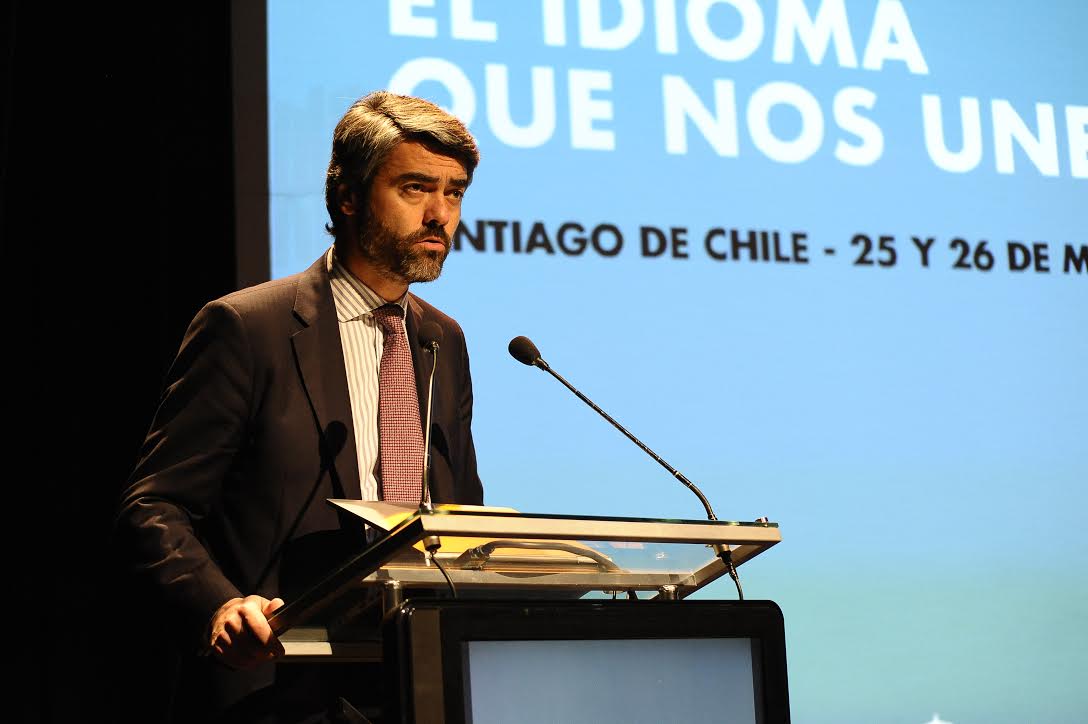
top-left (327, 499), bottom-right (518, 533)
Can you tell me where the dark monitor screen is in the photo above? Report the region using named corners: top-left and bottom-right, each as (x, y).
top-left (385, 599), bottom-right (790, 724)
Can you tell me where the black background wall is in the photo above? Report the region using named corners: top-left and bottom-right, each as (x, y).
top-left (6, 3), bottom-right (238, 721)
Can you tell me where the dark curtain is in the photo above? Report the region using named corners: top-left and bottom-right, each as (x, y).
top-left (5, 3), bottom-right (238, 721)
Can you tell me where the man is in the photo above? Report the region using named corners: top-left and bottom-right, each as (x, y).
top-left (115, 91), bottom-right (484, 722)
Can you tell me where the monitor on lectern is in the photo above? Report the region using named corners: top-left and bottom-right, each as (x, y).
top-left (385, 599), bottom-right (790, 724)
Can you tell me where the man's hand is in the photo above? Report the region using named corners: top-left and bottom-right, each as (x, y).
top-left (205, 595), bottom-right (286, 669)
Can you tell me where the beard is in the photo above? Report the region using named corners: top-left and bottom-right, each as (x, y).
top-left (356, 213), bottom-right (451, 284)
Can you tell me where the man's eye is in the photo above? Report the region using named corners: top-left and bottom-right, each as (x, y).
top-left (404, 183), bottom-right (424, 193)
top-left (449, 189), bottom-right (464, 200)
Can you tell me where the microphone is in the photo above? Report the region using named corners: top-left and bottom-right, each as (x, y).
top-left (417, 322), bottom-right (457, 597)
top-left (419, 322), bottom-right (443, 352)
top-left (508, 335), bottom-right (544, 368)
top-left (508, 335), bottom-right (744, 600)
top-left (418, 322), bottom-right (443, 513)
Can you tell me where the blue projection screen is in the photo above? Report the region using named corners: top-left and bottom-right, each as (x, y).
top-left (261, 2), bottom-right (1086, 722)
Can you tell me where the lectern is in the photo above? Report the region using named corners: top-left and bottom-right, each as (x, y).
top-left (268, 504), bottom-right (788, 723)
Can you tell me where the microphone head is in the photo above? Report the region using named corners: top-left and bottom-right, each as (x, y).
top-left (508, 336), bottom-right (542, 366)
top-left (419, 322), bottom-right (444, 350)
top-left (320, 421), bottom-right (349, 465)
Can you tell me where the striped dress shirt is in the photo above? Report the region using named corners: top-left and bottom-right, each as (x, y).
top-left (326, 247), bottom-right (410, 502)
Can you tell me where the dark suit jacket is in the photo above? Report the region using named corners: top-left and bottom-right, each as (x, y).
top-left (115, 252), bottom-right (483, 718)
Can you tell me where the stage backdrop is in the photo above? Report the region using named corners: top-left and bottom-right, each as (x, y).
top-left (254, 1), bottom-right (1086, 721)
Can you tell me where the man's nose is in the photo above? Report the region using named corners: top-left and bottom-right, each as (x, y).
top-left (423, 193), bottom-right (453, 227)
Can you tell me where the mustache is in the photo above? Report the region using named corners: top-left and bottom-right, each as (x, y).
top-left (405, 226), bottom-right (451, 247)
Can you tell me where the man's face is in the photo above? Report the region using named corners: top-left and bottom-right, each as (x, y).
top-left (355, 140), bottom-right (469, 284)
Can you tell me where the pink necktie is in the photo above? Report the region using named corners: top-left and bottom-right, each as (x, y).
top-left (372, 304), bottom-right (424, 503)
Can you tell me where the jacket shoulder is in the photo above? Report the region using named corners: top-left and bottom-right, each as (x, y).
top-left (216, 273), bottom-right (303, 316)
top-left (409, 292), bottom-right (463, 333)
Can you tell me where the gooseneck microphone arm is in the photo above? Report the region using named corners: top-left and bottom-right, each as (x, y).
top-left (508, 335), bottom-right (744, 600)
top-left (419, 328), bottom-right (441, 514)
top-left (418, 322), bottom-right (457, 598)
top-left (420, 352), bottom-right (438, 512)
top-left (524, 347), bottom-right (717, 520)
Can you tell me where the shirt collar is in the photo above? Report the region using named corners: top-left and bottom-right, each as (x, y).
top-left (327, 246), bottom-right (409, 323)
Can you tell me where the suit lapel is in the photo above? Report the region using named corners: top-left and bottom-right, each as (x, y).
top-left (290, 254), bottom-right (362, 500)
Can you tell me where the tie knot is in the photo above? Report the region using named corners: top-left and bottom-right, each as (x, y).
top-left (372, 303), bottom-right (405, 335)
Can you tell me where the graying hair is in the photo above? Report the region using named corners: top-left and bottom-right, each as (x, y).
top-left (324, 91), bottom-right (480, 236)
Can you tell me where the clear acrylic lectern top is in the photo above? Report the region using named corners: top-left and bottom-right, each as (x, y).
top-left (269, 502), bottom-right (781, 638)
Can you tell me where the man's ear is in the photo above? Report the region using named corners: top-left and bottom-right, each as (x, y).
top-left (337, 183), bottom-right (359, 216)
